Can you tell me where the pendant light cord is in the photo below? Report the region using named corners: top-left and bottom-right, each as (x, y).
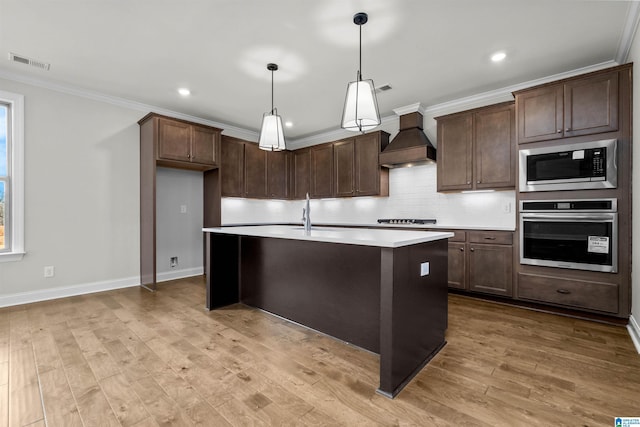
top-left (271, 68), bottom-right (274, 114)
top-left (358, 23), bottom-right (362, 82)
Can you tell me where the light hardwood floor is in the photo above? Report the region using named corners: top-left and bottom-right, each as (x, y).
top-left (1, 275), bottom-right (638, 426)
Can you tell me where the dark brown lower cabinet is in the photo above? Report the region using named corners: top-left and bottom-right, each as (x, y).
top-left (447, 242), bottom-right (466, 289)
top-left (517, 273), bottom-right (619, 314)
top-left (445, 229), bottom-right (513, 297)
top-left (468, 244), bottom-right (512, 296)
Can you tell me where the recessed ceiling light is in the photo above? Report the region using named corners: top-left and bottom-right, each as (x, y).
top-left (285, 121), bottom-right (293, 128)
top-left (178, 88), bottom-right (191, 96)
top-left (491, 52), bottom-right (507, 62)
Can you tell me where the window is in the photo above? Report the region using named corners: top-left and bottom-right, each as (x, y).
top-left (0, 90), bottom-right (24, 262)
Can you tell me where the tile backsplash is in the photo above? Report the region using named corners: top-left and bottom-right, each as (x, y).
top-left (221, 164), bottom-right (516, 229)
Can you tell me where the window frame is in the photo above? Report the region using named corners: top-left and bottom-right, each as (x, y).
top-left (0, 90), bottom-right (24, 262)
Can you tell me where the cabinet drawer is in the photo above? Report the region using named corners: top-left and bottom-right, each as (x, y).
top-left (468, 231), bottom-right (512, 245)
top-left (517, 273), bottom-right (619, 314)
top-left (447, 230), bottom-right (466, 242)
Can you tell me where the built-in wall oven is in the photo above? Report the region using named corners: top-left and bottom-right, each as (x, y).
top-left (519, 139), bottom-right (617, 192)
top-left (520, 199), bottom-right (617, 273)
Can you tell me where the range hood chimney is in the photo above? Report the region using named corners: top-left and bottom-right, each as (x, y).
top-left (379, 104), bottom-right (436, 168)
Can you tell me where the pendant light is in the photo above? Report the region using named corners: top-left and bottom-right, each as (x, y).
top-left (341, 12), bottom-right (380, 133)
top-left (259, 63), bottom-right (286, 151)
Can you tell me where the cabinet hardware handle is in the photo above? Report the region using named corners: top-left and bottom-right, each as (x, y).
top-left (556, 289), bottom-right (571, 295)
top-left (470, 248), bottom-right (475, 252)
top-left (565, 128), bottom-right (570, 132)
top-left (484, 237), bottom-right (496, 240)
top-left (467, 181), bottom-right (471, 184)
top-left (460, 247), bottom-right (464, 251)
top-left (556, 129), bottom-right (562, 133)
top-left (477, 180), bottom-right (480, 184)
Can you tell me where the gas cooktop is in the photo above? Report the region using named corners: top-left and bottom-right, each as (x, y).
top-left (377, 219), bottom-right (437, 225)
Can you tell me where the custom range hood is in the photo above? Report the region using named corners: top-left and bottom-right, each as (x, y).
top-left (379, 105), bottom-right (436, 168)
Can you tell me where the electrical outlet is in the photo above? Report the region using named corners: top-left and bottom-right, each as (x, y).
top-left (170, 257), bottom-right (178, 268)
top-left (420, 262), bottom-right (430, 277)
top-left (180, 205), bottom-right (187, 214)
top-left (503, 202), bottom-right (512, 213)
top-left (44, 266), bottom-right (55, 278)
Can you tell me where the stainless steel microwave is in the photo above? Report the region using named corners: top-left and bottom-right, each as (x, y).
top-left (519, 139), bottom-right (617, 192)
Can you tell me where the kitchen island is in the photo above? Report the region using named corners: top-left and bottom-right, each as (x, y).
top-left (202, 225), bottom-right (453, 398)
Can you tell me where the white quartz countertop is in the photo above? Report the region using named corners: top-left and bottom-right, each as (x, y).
top-left (203, 225), bottom-right (454, 248)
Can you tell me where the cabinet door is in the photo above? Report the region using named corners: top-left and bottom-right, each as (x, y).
top-left (293, 149), bottom-right (310, 199)
top-left (191, 125), bottom-right (219, 166)
top-left (564, 71), bottom-right (618, 138)
top-left (474, 105), bottom-right (515, 189)
top-left (158, 118), bottom-right (191, 161)
top-left (468, 244), bottom-right (512, 296)
top-left (448, 242), bottom-right (466, 289)
top-left (310, 144), bottom-right (334, 198)
top-left (334, 139), bottom-right (355, 197)
top-left (437, 114), bottom-right (473, 191)
top-left (517, 85), bottom-right (563, 144)
top-left (267, 151), bottom-right (288, 199)
top-left (355, 133), bottom-right (382, 196)
top-left (221, 136), bottom-right (245, 197)
top-left (244, 143), bottom-right (267, 198)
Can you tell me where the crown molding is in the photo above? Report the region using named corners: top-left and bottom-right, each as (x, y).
top-left (422, 60), bottom-right (618, 118)
top-left (0, 68), bottom-right (259, 141)
top-left (288, 114), bottom-right (398, 149)
top-left (393, 103), bottom-right (425, 116)
top-left (616, 1), bottom-right (640, 64)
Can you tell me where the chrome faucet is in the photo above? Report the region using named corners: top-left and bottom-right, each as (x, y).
top-left (302, 192), bottom-right (311, 233)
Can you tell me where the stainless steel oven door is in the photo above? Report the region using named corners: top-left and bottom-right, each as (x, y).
top-left (520, 212), bottom-right (618, 273)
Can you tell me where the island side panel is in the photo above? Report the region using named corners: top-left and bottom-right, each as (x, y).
top-left (206, 233), bottom-right (241, 310)
top-left (240, 236), bottom-right (381, 353)
top-left (378, 239), bottom-right (448, 397)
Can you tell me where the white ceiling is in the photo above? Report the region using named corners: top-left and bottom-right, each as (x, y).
top-left (0, 0), bottom-right (636, 142)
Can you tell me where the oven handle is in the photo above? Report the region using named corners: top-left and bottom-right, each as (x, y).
top-left (521, 213), bottom-right (617, 221)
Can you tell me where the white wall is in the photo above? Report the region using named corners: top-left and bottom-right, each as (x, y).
top-left (156, 167), bottom-right (204, 280)
top-left (0, 78), bottom-right (141, 303)
top-left (626, 26), bottom-right (640, 346)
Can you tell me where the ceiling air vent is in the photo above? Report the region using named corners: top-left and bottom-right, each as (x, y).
top-left (8, 52), bottom-right (50, 71)
top-left (375, 84), bottom-right (392, 93)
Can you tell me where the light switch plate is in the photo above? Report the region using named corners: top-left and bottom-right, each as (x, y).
top-left (420, 262), bottom-right (430, 276)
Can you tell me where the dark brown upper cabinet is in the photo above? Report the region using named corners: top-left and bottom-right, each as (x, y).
top-left (515, 70), bottom-right (618, 144)
top-left (334, 138), bottom-right (356, 197)
top-left (221, 136), bottom-right (290, 199)
top-left (292, 149), bottom-right (311, 199)
top-left (267, 150), bottom-right (290, 199)
top-left (155, 116), bottom-right (221, 170)
top-left (244, 142), bottom-right (267, 198)
top-left (333, 132), bottom-right (390, 198)
top-left (220, 136), bottom-right (246, 197)
top-left (436, 102), bottom-right (515, 192)
top-left (310, 143), bottom-right (334, 198)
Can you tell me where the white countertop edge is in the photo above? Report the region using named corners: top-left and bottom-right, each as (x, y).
top-left (203, 225), bottom-right (454, 248)
top-left (220, 222), bottom-right (516, 232)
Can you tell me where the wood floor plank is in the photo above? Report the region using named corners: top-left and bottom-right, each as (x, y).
top-left (99, 373), bottom-right (151, 427)
top-left (9, 347), bottom-right (43, 427)
top-left (0, 383), bottom-right (8, 427)
top-left (39, 367), bottom-right (83, 427)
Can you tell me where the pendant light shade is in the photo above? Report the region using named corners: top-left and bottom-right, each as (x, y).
top-left (259, 63), bottom-right (286, 151)
top-left (341, 12), bottom-right (380, 133)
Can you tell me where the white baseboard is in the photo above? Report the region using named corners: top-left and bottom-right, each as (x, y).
top-left (628, 315), bottom-right (640, 354)
top-left (0, 276), bottom-right (140, 308)
top-left (0, 267), bottom-right (205, 309)
top-left (157, 267), bottom-right (204, 283)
